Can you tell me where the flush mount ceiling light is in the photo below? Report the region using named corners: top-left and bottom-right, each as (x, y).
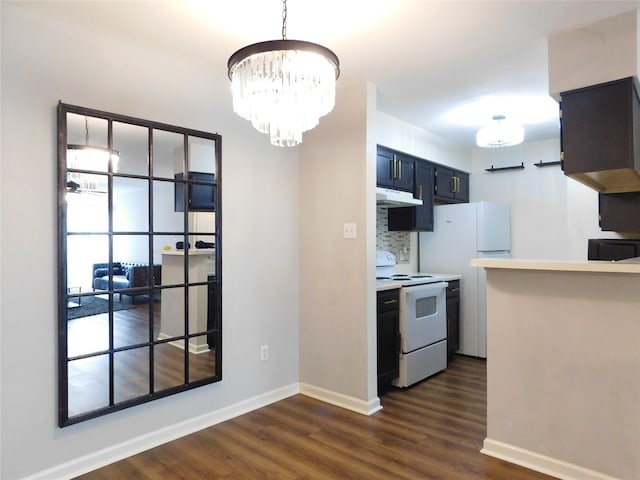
top-left (476, 114), bottom-right (525, 148)
top-left (227, 0), bottom-right (340, 147)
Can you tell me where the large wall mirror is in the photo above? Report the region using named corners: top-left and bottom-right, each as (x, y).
top-left (57, 103), bottom-right (222, 426)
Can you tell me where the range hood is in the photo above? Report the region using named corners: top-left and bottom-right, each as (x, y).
top-left (376, 187), bottom-right (423, 207)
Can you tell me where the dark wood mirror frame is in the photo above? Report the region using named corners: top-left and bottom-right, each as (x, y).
top-left (57, 102), bottom-right (222, 427)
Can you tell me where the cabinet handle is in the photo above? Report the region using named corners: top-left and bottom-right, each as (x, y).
top-left (449, 288), bottom-right (460, 293)
top-left (418, 184), bottom-right (423, 200)
top-left (383, 299), bottom-right (398, 305)
top-left (452, 176), bottom-right (460, 193)
top-left (392, 155), bottom-right (397, 179)
top-left (397, 160), bottom-right (402, 180)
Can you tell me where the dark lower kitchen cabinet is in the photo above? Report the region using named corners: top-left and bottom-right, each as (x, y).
top-left (434, 166), bottom-right (469, 203)
top-left (445, 280), bottom-right (460, 361)
top-left (377, 288), bottom-right (400, 395)
top-left (599, 192), bottom-right (640, 232)
top-left (377, 146), bottom-right (414, 192)
top-left (207, 275), bottom-right (219, 348)
top-left (388, 160), bottom-right (435, 231)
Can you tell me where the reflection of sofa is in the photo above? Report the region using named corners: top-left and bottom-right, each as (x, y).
top-left (92, 262), bottom-right (161, 303)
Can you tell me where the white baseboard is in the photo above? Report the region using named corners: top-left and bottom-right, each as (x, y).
top-left (299, 383), bottom-right (382, 416)
top-left (23, 382), bottom-right (380, 480)
top-left (24, 384), bottom-right (299, 480)
top-left (482, 438), bottom-right (623, 480)
top-left (156, 333), bottom-right (210, 354)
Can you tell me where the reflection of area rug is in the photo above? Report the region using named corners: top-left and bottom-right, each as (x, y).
top-left (67, 296), bottom-right (136, 320)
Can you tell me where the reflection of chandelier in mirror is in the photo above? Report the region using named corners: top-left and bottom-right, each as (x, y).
top-left (67, 117), bottom-right (119, 193)
top-left (227, 0), bottom-right (340, 147)
top-left (476, 115), bottom-right (524, 148)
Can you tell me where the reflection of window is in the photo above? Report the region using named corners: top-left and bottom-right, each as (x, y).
top-left (58, 103), bottom-right (222, 427)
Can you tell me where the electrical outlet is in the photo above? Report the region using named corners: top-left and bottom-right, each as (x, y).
top-left (260, 345), bottom-right (269, 361)
top-left (343, 222), bottom-right (357, 239)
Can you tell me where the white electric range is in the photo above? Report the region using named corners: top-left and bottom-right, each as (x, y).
top-left (376, 252), bottom-right (449, 387)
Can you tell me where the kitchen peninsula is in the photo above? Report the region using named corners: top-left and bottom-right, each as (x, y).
top-left (160, 249), bottom-right (215, 354)
top-left (471, 258), bottom-right (640, 480)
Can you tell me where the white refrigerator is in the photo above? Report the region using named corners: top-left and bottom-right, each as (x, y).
top-left (418, 201), bottom-right (511, 358)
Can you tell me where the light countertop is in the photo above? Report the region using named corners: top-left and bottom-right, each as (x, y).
top-left (161, 248), bottom-right (215, 256)
top-left (376, 273), bottom-right (462, 292)
top-left (471, 257), bottom-right (640, 274)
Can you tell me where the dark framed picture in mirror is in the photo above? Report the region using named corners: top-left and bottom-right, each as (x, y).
top-left (57, 102), bottom-right (222, 427)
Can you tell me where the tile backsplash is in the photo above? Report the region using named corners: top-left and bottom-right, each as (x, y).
top-left (376, 206), bottom-right (410, 264)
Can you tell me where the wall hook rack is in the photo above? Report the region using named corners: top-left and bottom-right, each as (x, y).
top-left (485, 162), bottom-right (525, 173)
top-left (534, 160), bottom-right (562, 168)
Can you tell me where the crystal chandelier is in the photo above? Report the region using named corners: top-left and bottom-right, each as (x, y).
top-left (67, 117), bottom-right (119, 193)
top-left (476, 115), bottom-right (524, 148)
top-left (227, 0), bottom-right (340, 147)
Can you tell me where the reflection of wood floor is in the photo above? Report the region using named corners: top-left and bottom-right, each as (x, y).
top-left (67, 301), bottom-right (216, 418)
top-left (74, 356), bottom-right (555, 480)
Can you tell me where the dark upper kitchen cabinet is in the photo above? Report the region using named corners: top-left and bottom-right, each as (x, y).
top-left (560, 76), bottom-right (640, 194)
top-left (377, 288), bottom-right (400, 395)
top-left (434, 166), bottom-right (469, 203)
top-left (376, 146), bottom-right (414, 192)
top-left (599, 191), bottom-right (640, 232)
top-left (388, 159), bottom-right (434, 231)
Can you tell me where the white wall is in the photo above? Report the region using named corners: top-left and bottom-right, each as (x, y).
top-left (548, 9), bottom-right (639, 97)
top-left (470, 139), bottom-right (620, 260)
top-left (298, 82), bottom-right (379, 409)
top-left (1, 4), bottom-right (300, 479)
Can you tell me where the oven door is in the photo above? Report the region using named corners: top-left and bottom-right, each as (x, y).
top-left (399, 282), bottom-right (448, 353)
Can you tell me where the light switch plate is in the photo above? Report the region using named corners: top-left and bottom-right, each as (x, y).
top-left (343, 223), bottom-right (357, 239)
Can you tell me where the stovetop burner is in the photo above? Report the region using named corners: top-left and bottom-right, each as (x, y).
top-left (377, 273), bottom-right (444, 286)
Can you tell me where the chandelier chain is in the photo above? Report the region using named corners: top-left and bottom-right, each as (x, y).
top-left (281, 0), bottom-right (287, 40)
top-left (84, 117), bottom-right (90, 145)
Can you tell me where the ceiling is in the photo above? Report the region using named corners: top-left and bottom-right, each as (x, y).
top-left (16, 0), bottom-right (640, 149)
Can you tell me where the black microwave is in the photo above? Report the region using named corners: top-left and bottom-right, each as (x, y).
top-left (587, 238), bottom-right (640, 261)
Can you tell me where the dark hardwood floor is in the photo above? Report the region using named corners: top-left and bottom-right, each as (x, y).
top-left (67, 300), bottom-right (216, 417)
top-left (75, 355), bottom-right (556, 479)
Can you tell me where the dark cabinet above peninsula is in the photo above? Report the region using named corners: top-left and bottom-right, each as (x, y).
top-left (599, 191), bottom-right (640, 232)
top-left (561, 77), bottom-right (640, 232)
top-left (560, 76), bottom-right (640, 194)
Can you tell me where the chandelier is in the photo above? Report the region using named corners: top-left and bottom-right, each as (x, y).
top-left (227, 0), bottom-right (340, 147)
top-left (67, 117), bottom-right (119, 193)
top-left (476, 115), bottom-right (524, 148)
